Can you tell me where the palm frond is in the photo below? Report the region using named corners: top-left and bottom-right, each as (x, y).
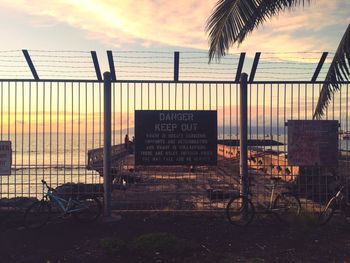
top-left (206, 0), bottom-right (309, 61)
top-left (313, 24), bottom-right (350, 119)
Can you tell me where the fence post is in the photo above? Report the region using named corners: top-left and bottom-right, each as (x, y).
top-left (103, 71), bottom-right (112, 217)
top-left (240, 73), bottom-right (249, 197)
top-left (174, 51), bottom-right (179, 82)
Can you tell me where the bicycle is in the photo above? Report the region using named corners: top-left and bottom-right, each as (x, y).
top-left (226, 177), bottom-right (301, 226)
top-left (24, 180), bottom-right (102, 229)
top-left (318, 184), bottom-right (350, 225)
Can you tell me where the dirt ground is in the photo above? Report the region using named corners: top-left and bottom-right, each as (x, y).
top-left (1, 212), bottom-right (350, 263)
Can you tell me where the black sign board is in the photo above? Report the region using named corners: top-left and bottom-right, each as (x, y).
top-left (287, 120), bottom-right (339, 166)
top-left (135, 110), bottom-right (217, 165)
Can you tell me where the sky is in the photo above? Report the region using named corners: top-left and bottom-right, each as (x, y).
top-left (0, 0), bottom-right (349, 58)
top-left (0, 0), bottom-right (349, 135)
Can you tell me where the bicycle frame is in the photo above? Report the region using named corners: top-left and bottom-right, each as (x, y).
top-left (42, 184), bottom-right (87, 215)
top-left (333, 186), bottom-right (350, 214)
top-left (248, 181), bottom-right (278, 211)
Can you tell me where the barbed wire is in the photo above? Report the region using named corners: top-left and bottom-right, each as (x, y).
top-left (0, 65), bottom-right (29, 68)
top-left (180, 66), bottom-right (237, 71)
top-left (30, 59), bottom-right (92, 64)
top-left (113, 51), bottom-right (173, 54)
top-left (34, 64), bottom-right (93, 69)
top-left (39, 74), bottom-right (97, 78)
top-left (0, 70), bottom-right (30, 73)
top-left (0, 50), bottom-right (23, 53)
top-left (0, 59), bottom-right (26, 63)
top-left (30, 55), bottom-right (91, 59)
top-left (38, 70), bottom-right (95, 73)
top-left (0, 50), bottom-right (340, 81)
top-left (117, 70), bottom-right (172, 74)
top-left (257, 71), bottom-right (313, 75)
top-left (114, 55), bottom-right (173, 59)
top-left (116, 60), bottom-right (173, 64)
top-left (29, 50), bottom-right (90, 53)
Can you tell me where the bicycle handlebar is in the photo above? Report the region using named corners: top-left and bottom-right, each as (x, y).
top-left (41, 179), bottom-right (55, 192)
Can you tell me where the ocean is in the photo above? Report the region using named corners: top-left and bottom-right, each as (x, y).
top-left (0, 131), bottom-right (349, 199)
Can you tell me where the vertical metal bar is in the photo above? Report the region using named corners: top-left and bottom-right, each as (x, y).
top-left (64, 82), bottom-right (67, 186)
top-left (147, 83), bottom-right (150, 109)
top-left (209, 84), bottom-right (212, 110)
top-left (120, 83), bottom-right (123, 148)
top-left (175, 83), bottom-right (177, 110)
top-left (71, 83), bottom-right (74, 185)
top-left (42, 82), bottom-right (46, 193)
top-left (21, 82), bottom-right (24, 196)
top-left (223, 84), bottom-right (225, 141)
top-left (304, 84), bottom-right (307, 119)
top-left (84, 82), bottom-right (87, 187)
top-left (346, 84), bottom-right (349, 200)
top-left (298, 83), bottom-right (300, 119)
top-left (14, 82), bottom-right (17, 197)
top-left (49, 82), bottom-right (52, 188)
top-left (161, 83), bottom-right (164, 110)
top-left (35, 82), bottom-right (38, 196)
top-left (174, 51), bottom-right (179, 82)
top-left (7, 82), bottom-right (10, 198)
top-left (0, 82), bottom-right (2, 140)
top-left (103, 72), bottom-right (112, 217)
top-left (141, 83), bottom-right (143, 110)
top-left (188, 83), bottom-right (190, 110)
top-left (0, 82), bottom-right (4, 198)
top-left (195, 83), bottom-right (198, 110)
top-left (78, 82), bottom-right (81, 189)
top-left (92, 82), bottom-right (95, 186)
top-left (277, 84), bottom-right (280, 174)
top-left (236, 83), bottom-right (238, 140)
top-left (112, 83), bottom-right (115, 144)
top-left (240, 73), bottom-right (249, 197)
top-left (229, 83), bottom-right (232, 144)
top-left (182, 83), bottom-right (184, 110)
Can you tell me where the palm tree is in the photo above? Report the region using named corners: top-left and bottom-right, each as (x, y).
top-left (206, 0), bottom-right (350, 119)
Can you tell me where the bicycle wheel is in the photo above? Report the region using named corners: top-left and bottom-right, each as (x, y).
top-left (24, 200), bottom-right (51, 229)
top-left (273, 193), bottom-right (301, 223)
top-left (318, 197), bottom-right (337, 226)
top-left (226, 196), bottom-right (255, 226)
top-left (73, 197), bottom-right (102, 223)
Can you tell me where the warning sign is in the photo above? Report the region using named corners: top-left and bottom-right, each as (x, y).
top-left (287, 120), bottom-right (338, 166)
top-left (135, 110), bottom-right (217, 166)
top-left (0, 141), bottom-right (12, 175)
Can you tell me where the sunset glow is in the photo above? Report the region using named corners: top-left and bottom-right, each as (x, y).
top-left (0, 0), bottom-right (349, 55)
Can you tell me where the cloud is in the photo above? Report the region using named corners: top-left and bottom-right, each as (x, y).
top-left (1, 0), bottom-right (215, 50)
top-left (1, 0), bottom-right (349, 55)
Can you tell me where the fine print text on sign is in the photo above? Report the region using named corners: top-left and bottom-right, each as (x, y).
top-left (287, 120), bottom-right (338, 166)
top-left (135, 110), bottom-right (217, 165)
top-left (0, 141), bottom-right (12, 175)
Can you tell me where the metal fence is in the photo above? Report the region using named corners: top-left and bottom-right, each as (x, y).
top-left (0, 50), bottom-right (349, 213)
top-left (0, 81), bottom-right (104, 202)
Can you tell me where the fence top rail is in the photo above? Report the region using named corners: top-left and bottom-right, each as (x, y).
top-left (0, 79), bottom-right (103, 83)
top-left (0, 79), bottom-right (350, 84)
